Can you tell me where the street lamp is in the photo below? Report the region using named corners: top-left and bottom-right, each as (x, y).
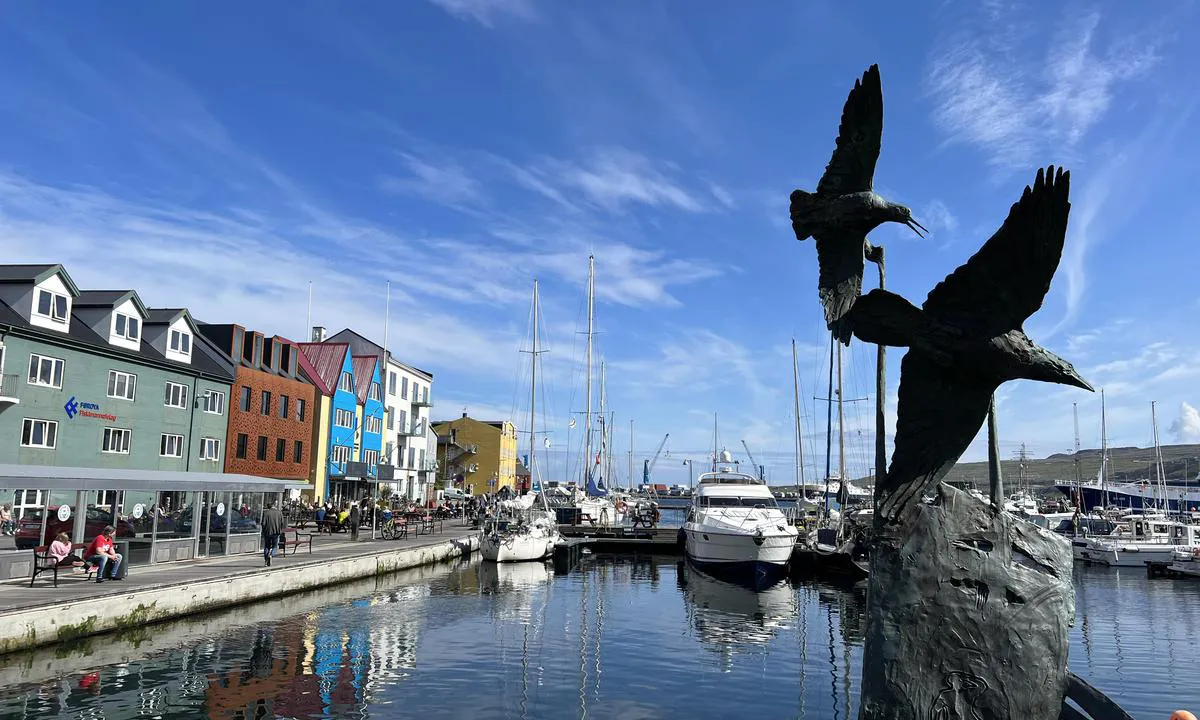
top-left (682, 459), bottom-right (696, 489)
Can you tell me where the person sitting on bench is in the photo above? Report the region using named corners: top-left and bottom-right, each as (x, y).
top-left (48, 532), bottom-right (87, 572)
top-left (85, 526), bottom-right (123, 583)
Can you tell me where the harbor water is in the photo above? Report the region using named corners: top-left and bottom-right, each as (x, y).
top-left (0, 555), bottom-right (1196, 720)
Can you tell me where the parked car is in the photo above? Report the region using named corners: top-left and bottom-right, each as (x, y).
top-left (14, 506), bottom-right (136, 550)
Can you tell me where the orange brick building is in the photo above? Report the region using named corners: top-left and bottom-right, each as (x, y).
top-left (198, 323), bottom-right (318, 482)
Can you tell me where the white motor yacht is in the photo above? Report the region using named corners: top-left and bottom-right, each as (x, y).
top-left (1076, 515), bottom-right (1200, 567)
top-left (682, 451), bottom-right (799, 582)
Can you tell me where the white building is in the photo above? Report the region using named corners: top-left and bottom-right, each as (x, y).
top-left (384, 356), bottom-right (436, 501)
top-left (326, 329), bottom-right (436, 502)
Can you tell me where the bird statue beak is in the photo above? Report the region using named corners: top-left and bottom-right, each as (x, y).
top-left (905, 218), bottom-right (928, 238)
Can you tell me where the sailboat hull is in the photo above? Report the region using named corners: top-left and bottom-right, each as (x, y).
top-left (480, 532), bottom-right (557, 562)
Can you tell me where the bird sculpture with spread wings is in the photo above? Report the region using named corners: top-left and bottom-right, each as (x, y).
top-left (790, 64), bottom-right (926, 344)
top-left (844, 166), bottom-right (1093, 520)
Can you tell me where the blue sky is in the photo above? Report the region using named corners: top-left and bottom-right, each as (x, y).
top-left (1, 1), bottom-right (1197, 486)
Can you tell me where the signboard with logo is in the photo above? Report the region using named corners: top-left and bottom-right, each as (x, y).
top-left (63, 396), bottom-right (117, 422)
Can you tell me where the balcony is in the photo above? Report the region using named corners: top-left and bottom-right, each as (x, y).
top-left (397, 420), bottom-right (423, 437)
top-left (411, 390), bottom-right (432, 408)
top-left (0, 374), bottom-right (19, 405)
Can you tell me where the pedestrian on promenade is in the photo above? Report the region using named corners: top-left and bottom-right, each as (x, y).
top-left (0, 503), bottom-right (13, 535)
top-left (261, 501), bottom-right (285, 567)
top-left (349, 502), bottom-right (360, 541)
top-left (85, 526), bottom-right (123, 583)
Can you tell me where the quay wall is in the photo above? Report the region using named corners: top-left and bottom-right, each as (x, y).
top-left (0, 534), bottom-right (477, 656)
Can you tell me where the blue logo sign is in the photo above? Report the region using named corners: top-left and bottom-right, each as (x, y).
top-left (64, 397), bottom-right (108, 420)
top-left (63, 396), bottom-right (79, 419)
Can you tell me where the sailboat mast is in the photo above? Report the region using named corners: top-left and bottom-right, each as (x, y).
top-left (1100, 388), bottom-right (1109, 509)
top-left (823, 335), bottom-right (835, 517)
top-left (1072, 402), bottom-right (1082, 509)
top-left (600, 359), bottom-right (608, 488)
top-left (1152, 400), bottom-right (1168, 514)
top-left (584, 255), bottom-right (595, 486)
top-left (836, 341), bottom-right (846, 486)
top-left (628, 419), bottom-right (634, 493)
top-left (792, 338), bottom-right (806, 489)
top-left (529, 280), bottom-right (539, 487)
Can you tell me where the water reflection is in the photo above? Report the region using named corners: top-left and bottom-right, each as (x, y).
top-left (1, 556), bottom-right (1195, 719)
top-left (678, 560), bottom-right (798, 668)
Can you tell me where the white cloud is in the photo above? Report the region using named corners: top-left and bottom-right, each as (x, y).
top-left (380, 153), bottom-right (484, 208)
top-left (926, 11), bottom-right (1160, 169)
top-left (1170, 403), bottom-right (1200, 444)
top-left (425, 0), bottom-right (536, 27)
top-left (921, 199), bottom-right (958, 234)
top-left (517, 147), bottom-right (705, 213)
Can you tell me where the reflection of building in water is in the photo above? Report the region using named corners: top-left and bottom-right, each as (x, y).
top-left (363, 584), bottom-right (429, 676)
top-left (678, 561), bottom-right (799, 671)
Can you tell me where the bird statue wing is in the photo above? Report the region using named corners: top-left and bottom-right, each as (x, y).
top-left (877, 349), bottom-right (994, 521)
top-left (922, 166), bottom-right (1071, 337)
top-left (816, 234), bottom-right (866, 342)
top-left (816, 64), bottom-right (883, 196)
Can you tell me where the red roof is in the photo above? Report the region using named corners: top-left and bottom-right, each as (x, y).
top-left (295, 342), bottom-right (350, 397)
top-left (351, 355), bottom-right (377, 405)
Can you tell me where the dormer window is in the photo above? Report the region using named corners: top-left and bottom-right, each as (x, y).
top-left (114, 313), bottom-right (140, 342)
top-left (338, 371), bottom-right (353, 393)
top-left (35, 289), bottom-right (69, 322)
top-left (369, 382), bottom-right (381, 402)
top-left (169, 329), bottom-right (192, 355)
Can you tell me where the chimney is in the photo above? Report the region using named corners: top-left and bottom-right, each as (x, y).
top-left (311, 326), bottom-right (326, 343)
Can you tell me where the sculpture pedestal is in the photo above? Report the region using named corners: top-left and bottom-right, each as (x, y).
top-left (859, 484), bottom-right (1074, 720)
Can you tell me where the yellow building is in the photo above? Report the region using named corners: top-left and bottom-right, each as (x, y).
top-left (432, 414), bottom-right (518, 495)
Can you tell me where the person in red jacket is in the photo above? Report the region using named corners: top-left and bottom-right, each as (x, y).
top-left (85, 526), bottom-right (123, 583)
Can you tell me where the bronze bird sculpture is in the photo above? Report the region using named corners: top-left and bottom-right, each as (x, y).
top-left (791, 64), bottom-right (927, 344)
top-left (845, 166), bottom-right (1092, 521)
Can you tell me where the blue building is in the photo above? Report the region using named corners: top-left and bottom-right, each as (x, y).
top-left (352, 354), bottom-right (384, 485)
top-left (295, 340), bottom-right (359, 502)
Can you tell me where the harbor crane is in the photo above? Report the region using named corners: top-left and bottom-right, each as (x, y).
top-left (741, 440), bottom-right (765, 481)
top-left (642, 433), bottom-right (670, 494)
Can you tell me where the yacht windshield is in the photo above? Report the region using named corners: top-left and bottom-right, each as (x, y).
top-left (702, 496), bottom-right (779, 509)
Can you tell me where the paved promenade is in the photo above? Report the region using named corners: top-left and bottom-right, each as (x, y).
top-left (0, 522), bottom-right (478, 651)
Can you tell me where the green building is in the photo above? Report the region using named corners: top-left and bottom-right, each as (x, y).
top-left (0, 264), bottom-right (235, 516)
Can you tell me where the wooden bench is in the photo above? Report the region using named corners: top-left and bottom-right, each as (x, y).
top-left (279, 527), bottom-right (313, 556)
top-left (30, 543), bottom-right (96, 588)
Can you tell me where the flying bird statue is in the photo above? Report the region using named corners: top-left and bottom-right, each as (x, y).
top-left (790, 64), bottom-right (927, 344)
top-left (844, 165), bottom-right (1092, 520)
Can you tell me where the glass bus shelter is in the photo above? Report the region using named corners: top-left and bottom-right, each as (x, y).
top-left (0, 463), bottom-right (307, 581)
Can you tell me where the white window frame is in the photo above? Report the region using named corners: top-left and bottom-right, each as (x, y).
top-left (35, 288), bottom-right (69, 322)
top-left (363, 449), bottom-right (379, 467)
top-left (27, 353), bottom-right (64, 388)
top-left (160, 433), bottom-right (183, 458)
top-left (107, 370), bottom-right (137, 401)
top-left (388, 371), bottom-right (397, 395)
top-left (201, 389), bottom-right (225, 415)
top-left (198, 437), bottom-right (220, 461)
top-left (401, 376), bottom-right (408, 399)
top-left (296, 398), bottom-right (306, 422)
top-left (331, 444), bottom-right (351, 464)
top-left (335, 408), bottom-right (354, 428)
top-left (365, 415), bottom-right (382, 434)
top-left (20, 418), bottom-right (58, 449)
top-left (102, 427), bottom-right (132, 454)
top-left (164, 381), bottom-right (189, 409)
top-left (169, 329), bottom-right (192, 354)
top-left (369, 382), bottom-right (381, 402)
top-left (114, 313), bottom-right (141, 341)
top-left (338, 371), bottom-right (353, 393)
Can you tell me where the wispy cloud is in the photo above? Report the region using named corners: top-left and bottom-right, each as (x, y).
top-left (925, 11), bottom-right (1160, 169)
top-left (921, 199), bottom-right (958, 234)
top-left (517, 147), bottom-right (705, 213)
top-left (425, 0), bottom-right (536, 27)
top-left (380, 153), bottom-right (484, 208)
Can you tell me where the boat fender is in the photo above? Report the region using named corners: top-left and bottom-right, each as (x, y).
top-left (753, 528), bottom-right (765, 547)
top-left (1170, 711), bottom-right (1197, 720)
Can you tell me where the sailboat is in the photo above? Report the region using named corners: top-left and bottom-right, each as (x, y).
top-left (572, 256), bottom-right (629, 526)
top-left (480, 280), bottom-right (561, 563)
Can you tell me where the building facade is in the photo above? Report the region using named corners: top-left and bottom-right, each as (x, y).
top-left (295, 339), bottom-right (358, 502)
top-left (0, 265), bottom-right (234, 513)
top-left (351, 354), bottom-right (384, 481)
top-left (431, 414), bottom-right (517, 496)
top-left (327, 328), bottom-right (437, 502)
top-left (197, 324), bottom-right (318, 483)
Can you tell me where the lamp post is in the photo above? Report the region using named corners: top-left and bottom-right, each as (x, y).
top-left (682, 459), bottom-right (695, 489)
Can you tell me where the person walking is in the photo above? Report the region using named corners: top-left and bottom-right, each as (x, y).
top-left (261, 501), bottom-right (285, 567)
top-left (349, 502), bottom-right (360, 541)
